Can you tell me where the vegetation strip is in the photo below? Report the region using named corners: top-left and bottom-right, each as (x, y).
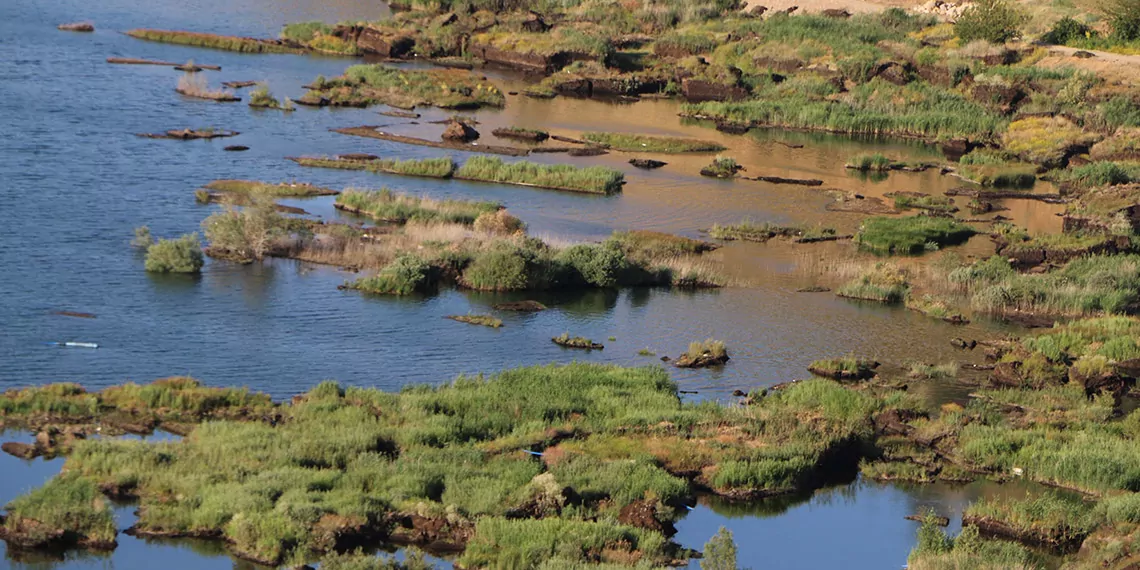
top-left (125, 29), bottom-right (308, 54)
top-left (106, 57), bottom-right (221, 70)
top-left (291, 155), bottom-right (625, 195)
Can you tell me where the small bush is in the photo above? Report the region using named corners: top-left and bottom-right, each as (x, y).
top-left (473, 210), bottom-right (526, 235)
top-left (846, 153), bottom-right (894, 171)
top-left (350, 254), bottom-right (432, 295)
top-left (145, 233), bottom-right (204, 273)
top-left (955, 0), bottom-right (1026, 43)
top-left (557, 243), bottom-right (630, 288)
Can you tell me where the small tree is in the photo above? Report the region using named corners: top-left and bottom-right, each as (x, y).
top-left (1103, 0), bottom-right (1140, 40)
top-left (955, 0), bottom-right (1026, 43)
top-left (201, 193), bottom-right (284, 262)
top-left (145, 233), bottom-right (204, 273)
top-left (701, 527), bottom-right (737, 570)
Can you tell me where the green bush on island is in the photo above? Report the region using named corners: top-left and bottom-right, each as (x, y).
top-left (448, 314), bottom-right (503, 328)
top-left (558, 242), bottom-right (631, 288)
top-left (335, 188), bottom-right (500, 225)
top-left (856, 216), bottom-right (976, 255)
top-left (455, 156), bottom-right (625, 195)
top-left (581, 132), bottom-right (725, 153)
top-left (701, 527), bottom-right (738, 570)
top-left (145, 233), bottom-right (204, 273)
top-left (201, 199), bottom-right (286, 262)
top-left (348, 254), bottom-right (433, 295)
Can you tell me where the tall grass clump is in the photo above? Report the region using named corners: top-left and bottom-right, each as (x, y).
top-left (145, 233), bottom-right (204, 273)
top-left (958, 149), bottom-right (1037, 188)
top-left (458, 517), bottom-right (669, 568)
top-left (965, 492), bottom-right (1099, 546)
top-left (335, 188), bottom-right (499, 225)
top-left (686, 339), bottom-right (727, 360)
top-left (349, 254), bottom-right (433, 295)
top-left (953, 255), bottom-right (1140, 316)
top-left (581, 132), bottom-right (725, 153)
top-left (683, 79), bottom-right (1006, 142)
top-left (1055, 161), bottom-right (1140, 189)
top-left (837, 262), bottom-right (909, 303)
top-left (3, 474), bottom-right (117, 548)
top-left (132, 225), bottom-right (154, 248)
top-left (856, 216), bottom-right (976, 255)
top-left (455, 156), bottom-right (625, 194)
top-left (280, 21), bottom-right (331, 42)
top-left (846, 153), bottom-right (893, 171)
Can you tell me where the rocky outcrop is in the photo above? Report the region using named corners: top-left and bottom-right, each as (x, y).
top-left (972, 83), bottom-right (1026, 114)
top-left (333, 25), bottom-right (414, 57)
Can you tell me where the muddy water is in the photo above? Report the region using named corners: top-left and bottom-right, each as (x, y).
top-left (0, 0), bottom-right (1060, 567)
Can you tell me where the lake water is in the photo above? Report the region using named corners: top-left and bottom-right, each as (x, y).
top-left (1, 0), bottom-right (1053, 567)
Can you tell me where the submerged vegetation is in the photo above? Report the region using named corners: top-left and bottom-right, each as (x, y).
top-left (581, 132), bottom-right (724, 153)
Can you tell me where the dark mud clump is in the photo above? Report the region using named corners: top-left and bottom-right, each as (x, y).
top-left (222, 80), bottom-right (257, 88)
top-left (492, 300), bottom-right (546, 311)
top-left (629, 158), bottom-right (667, 169)
top-left (808, 358), bottom-right (880, 381)
top-left (58, 22), bottom-right (94, 32)
top-left (224, 145), bottom-right (249, 151)
top-left (492, 127), bottom-right (549, 142)
top-left (138, 129), bottom-right (239, 140)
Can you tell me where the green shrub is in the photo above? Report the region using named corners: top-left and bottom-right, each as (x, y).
top-left (455, 156), bottom-right (625, 194)
top-left (145, 233), bottom-right (204, 273)
top-left (1104, 0), bottom-right (1140, 41)
top-left (557, 243), bottom-right (630, 287)
top-left (846, 153), bottom-right (894, 171)
top-left (1042, 16), bottom-right (1095, 44)
top-left (459, 517), bottom-right (669, 568)
top-left (462, 244), bottom-right (534, 291)
top-left (349, 254), bottom-right (432, 295)
top-left (955, 0), bottom-right (1026, 43)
